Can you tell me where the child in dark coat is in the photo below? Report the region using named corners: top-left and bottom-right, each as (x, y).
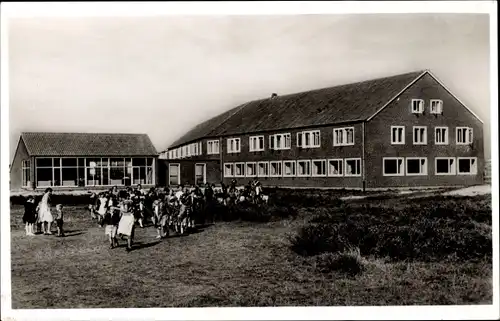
top-left (23, 196), bottom-right (37, 236)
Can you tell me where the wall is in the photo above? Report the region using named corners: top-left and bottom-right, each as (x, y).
top-left (161, 159), bottom-right (221, 186)
top-left (365, 73), bottom-right (485, 188)
top-left (220, 123), bottom-right (364, 188)
top-left (10, 138), bottom-right (31, 191)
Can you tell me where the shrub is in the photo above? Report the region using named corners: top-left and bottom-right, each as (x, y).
top-left (222, 204), bottom-right (298, 223)
top-left (315, 249), bottom-right (365, 276)
top-left (290, 195), bottom-right (492, 262)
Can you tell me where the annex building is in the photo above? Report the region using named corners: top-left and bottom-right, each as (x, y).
top-left (10, 132), bottom-right (158, 191)
top-left (161, 70), bottom-right (484, 189)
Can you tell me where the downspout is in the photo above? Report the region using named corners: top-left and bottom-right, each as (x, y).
top-left (362, 121), bottom-right (366, 193)
top-left (219, 137), bottom-right (224, 185)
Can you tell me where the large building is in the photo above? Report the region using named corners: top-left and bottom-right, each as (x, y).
top-left (10, 132), bottom-right (158, 191)
top-left (162, 70), bottom-right (485, 189)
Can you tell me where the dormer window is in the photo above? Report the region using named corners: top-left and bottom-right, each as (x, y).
top-left (430, 100), bottom-right (443, 114)
top-left (411, 99), bottom-right (424, 114)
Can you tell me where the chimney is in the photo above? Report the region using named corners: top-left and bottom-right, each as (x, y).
top-left (271, 93), bottom-right (278, 99)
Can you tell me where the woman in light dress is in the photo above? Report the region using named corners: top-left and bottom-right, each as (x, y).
top-left (37, 187), bottom-right (54, 235)
top-left (117, 192), bottom-right (135, 252)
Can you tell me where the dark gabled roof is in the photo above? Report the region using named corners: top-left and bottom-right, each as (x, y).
top-left (21, 132), bottom-right (158, 156)
top-left (168, 70), bottom-right (426, 149)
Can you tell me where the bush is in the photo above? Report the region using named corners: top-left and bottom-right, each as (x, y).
top-left (220, 204), bottom-right (298, 223)
top-left (290, 196), bottom-right (492, 262)
top-left (268, 189), bottom-right (346, 208)
top-left (315, 249), bottom-right (365, 276)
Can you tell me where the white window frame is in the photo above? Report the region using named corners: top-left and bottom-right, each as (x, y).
top-left (435, 157), bottom-right (457, 176)
top-left (234, 162), bottom-right (245, 177)
top-left (245, 162), bottom-right (257, 177)
top-left (269, 133), bottom-right (291, 150)
top-left (207, 140), bottom-right (220, 155)
top-left (391, 126), bottom-right (405, 145)
top-left (22, 160), bottom-right (31, 187)
top-left (257, 161), bottom-right (269, 177)
top-left (311, 159), bottom-right (327, 177)
top-left (430, 99), bottom-right (443, 114)
top-left (344, 158), bottom-right (362, 177)
top-left (283, 160), bottom-right (296, 177)
top-left (195, 163), bottom-right (207, 185)
top-left (383, 157), bottom-right (405, 177)
top-left (457, 157), bottom-right (478, 175)
top-left (333, 127), bottom-right (355, 146)
top-left (406, 157), bottom-right (428, 176)
top-left (297, 130), bottom-right (321, 148)
top-left (224, 163), bottom-right (234, 178)
top-left (168, 163), bottom-right (181, 186)
top-left (297, 160), bottom-right (311, 177)
top-left (327, 159), bottom-right (344, 177)
top-left (270, 161), bottom-right (283, 177)
top-left (413, 126), bottom-right (428, 145)
top-left (456, 127), bottom-right (473, 145)
top-left (249, 136), bottom-right (265, 152)
top-left (434, 127), bottom-right (449, 145)
top-left (227, 138), bottom-right (241, 153)
top-left (411, 99), bottom-right (424, 114)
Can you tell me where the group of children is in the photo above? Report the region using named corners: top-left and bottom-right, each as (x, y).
top-left (22, 188), bottom-right (65, 237)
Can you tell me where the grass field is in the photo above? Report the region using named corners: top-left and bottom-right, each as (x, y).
top-left (9, 190), bottom-right (492, 308)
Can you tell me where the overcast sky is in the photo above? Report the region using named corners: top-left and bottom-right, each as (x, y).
top-left (8, 14), bottom-right (491, 158)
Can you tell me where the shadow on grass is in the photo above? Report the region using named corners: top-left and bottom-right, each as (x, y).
top-left (130, 240), bottom-right (161, 251)
top-left (61, 232), bottom-right (85, 237)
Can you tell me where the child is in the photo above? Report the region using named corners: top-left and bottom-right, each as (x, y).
top-left (104, 195), bottom-right (121, 249)
top-left (96, 193), bottom-right (108, 227)
top-left (117, 193), bottom-right (135, 252)
top-left (23, 196), bottom-right (37, 236)
top-left (54, 204), bottom-right (65, 237)
top-left (88, 192), bottom-right (97, 220)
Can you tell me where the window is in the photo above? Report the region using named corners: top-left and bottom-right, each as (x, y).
top-left (411, 99), bottom-right (424, 114)
top-left (345, 158), bottom-right (361, 177)
top-left (22, 160), bottom-right (31, 187)
top-left (456, 127), bottom-right (473, 145)
top-left (270, 161), bottom-right (283, 177)
top-left (169, 164), bottom-right (180, 185)
top-left (249, 136), bottom-right (265, 152)
top-left (333, 127), bottom-right (355, 146)
top-left (283, 161), bottom-right (296, 177)
top-left (224, 163), bottom-right (234, 177)
top-left (328, 159), bottom-right (343, 177)
top-left (227, 138), bottom-right (241, 153)
top-left (195, 164), bottom-right (206, 185)
top-left (383, 157), bottom-right (405, 176)
top-left (269, 133), bottom-right (291, 150)
top-left (297, 130), bottom-right (320, 148)
top-left (413, 126), bottom-right (427, 145)
top-left (235, 163), bottom-right (245, 177)
top-left (246, 162), bottom-right (257, 177)
top-left (297, 160), bottom-right (311, 177)
top-left (207, 140), bottom-right (220, 155)
top-left (406, 157), bottom-right (428, 176)
top-left (312, 160), bottom-right (327, 177)
top-left (457, 157), bottom-right (477, 175)
top-left (257, 162), bottom-right (269, 177)
top-left (435, 127), bottom-right (449, 145)
top-left (390, 126), bottom-right (405, 145)
top-left (430, 100), bottom-right (443, 114)
top-left (435, 157), bottom-right (456, 175)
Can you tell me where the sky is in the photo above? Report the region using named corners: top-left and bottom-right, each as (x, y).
top-left (8, 14), bottom-right (491, 159)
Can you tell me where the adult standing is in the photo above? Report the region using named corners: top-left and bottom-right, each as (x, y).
top-left (38, 187), bottom-right (54, 235)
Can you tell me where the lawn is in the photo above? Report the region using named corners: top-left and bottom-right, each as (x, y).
top-left (9, 190), bottom-right (492, 308)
